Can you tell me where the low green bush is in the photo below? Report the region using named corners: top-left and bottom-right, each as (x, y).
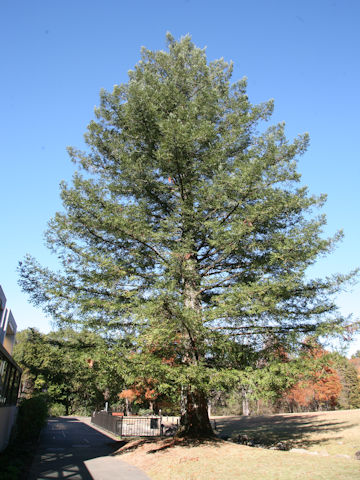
top-left (17, 395), bottom-right (48, 441)
top-left (0, 462), bottom-right (22, 480)
top-left (137, 408), bottom-right (154, 416)
top-left (49, 403), bottom-right (66, 417)
top-left (72, 405), bottom-right (93, 416)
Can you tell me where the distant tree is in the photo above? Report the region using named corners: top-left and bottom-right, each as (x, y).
top-left (235, 346), bottom-right (307, 415)
top-left (19, 34), bottom-right (357, 437)
top-left (284, 347), bottom-right (342, 411)
top-left (13, 329), bottom-right (50, 397)
top-left (118, 381), bottom-right (159, 414)
top-left (349, 352), bottom-right (360, 383)
top-left (350, 356), bottom-right (360, 376)
top-left (211, 347), bottom-right (360, 415)
top-left (332, 353), bottom-right (360, 409)
top-left (13, 328), bottom-right (123, 414)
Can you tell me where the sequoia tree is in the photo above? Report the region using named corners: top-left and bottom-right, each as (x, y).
top-left (19, 34), bottom-right (356, 437)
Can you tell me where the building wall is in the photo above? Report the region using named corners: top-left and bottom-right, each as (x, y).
top-left (2, 311), bottom-right (16, 355)
top-left (0, 286), bottom-right (7, 344)
top-left (0, 285), bottom-right (21, 451)
top-left (0, 406), bottom-right (17, 451)
top-left (0, 286), bottom-right (17, 355)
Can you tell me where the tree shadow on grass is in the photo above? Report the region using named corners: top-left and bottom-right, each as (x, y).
top-left (111, 413), bottom-right (359, 455)
top-left (214, 413), bottom-right (357, 449)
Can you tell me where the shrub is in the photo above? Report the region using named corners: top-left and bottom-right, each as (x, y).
top-left (137, 408), bottom-right (154, 416)
top-left (0, 463), bottom-right (22, 480)
top-left (71, 405), bottom-right (93, 416)
top-left (17, 395), bottom-right (48, 441)
top-left (49, 403), bottom-right (66, 417)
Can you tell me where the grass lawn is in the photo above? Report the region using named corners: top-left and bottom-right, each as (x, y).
top-left (116, 410), bottom-right (360, 480)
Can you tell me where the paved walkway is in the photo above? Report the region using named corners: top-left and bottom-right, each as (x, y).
top-left (27, 416), bottom-right (150, 480)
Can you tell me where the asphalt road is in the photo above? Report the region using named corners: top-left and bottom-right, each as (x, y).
top-left (27, 416), bottom-right (150, 480)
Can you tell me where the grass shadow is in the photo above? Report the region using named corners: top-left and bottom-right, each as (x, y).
top-left (214, 413), bottom-right (358, 449)
top-left (111, 412), bottom-right (360, 455)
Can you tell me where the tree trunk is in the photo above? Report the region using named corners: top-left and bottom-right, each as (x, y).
top-left (177, 253), bottom-right (213, 437)
top-left (241, 388), bottom-right (250, 416)
top-left (242, 397), bottom-right (250, 416)
top-left (178, 389), bottom-right (214, 437)
top-left (125, 397), bottom-right (130, 416)
top-left (65, 399), bottom-right (69, 416)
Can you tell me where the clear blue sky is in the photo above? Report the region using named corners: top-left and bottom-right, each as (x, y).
top-left (1, 0), bottom-right (359, 355)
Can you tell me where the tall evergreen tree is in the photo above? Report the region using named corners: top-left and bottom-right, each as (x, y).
top-left (19, 34), bottom-right (356, 436)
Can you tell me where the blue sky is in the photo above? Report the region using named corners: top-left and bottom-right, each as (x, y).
top-left (1, 0), bottom-right (359, 355)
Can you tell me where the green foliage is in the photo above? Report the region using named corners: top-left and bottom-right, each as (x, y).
top-left (0, 461), bottom-right (23, 480)
top-left (49, 403), bottom-right (67, 416)
top-left (330, 353), bottom-right (360, 409)
top-left (17, 34), bottom-right (358, 434)
top-left (17, 395), bottom-right (48, 442)
top-left (137, 408), bottom-right (154, 416)
top-left (14, 328), bottom-right (125, 415)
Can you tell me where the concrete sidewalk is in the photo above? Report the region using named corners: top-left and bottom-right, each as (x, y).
top-left (27, 416), bottom-right (150, 480)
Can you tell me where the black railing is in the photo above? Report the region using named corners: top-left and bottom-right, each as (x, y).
top-left (91, 412), bottom-right (165, 437)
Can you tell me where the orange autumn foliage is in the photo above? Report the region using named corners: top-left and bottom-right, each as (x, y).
top-left (119, 378), bottom-right (158, 404)
top-left (119, 388), bottom-right (138, 402)
top-left (285, 347), bottom-right (342, 410)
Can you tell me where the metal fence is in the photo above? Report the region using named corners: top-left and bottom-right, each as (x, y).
top-left (91, 411), bottom-right (169, 437)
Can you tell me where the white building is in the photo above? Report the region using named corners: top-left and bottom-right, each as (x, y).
top-left (0, 285), bottom-right (22, 451)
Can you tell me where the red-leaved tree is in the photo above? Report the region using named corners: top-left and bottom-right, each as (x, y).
top-left (285, 347), bottom-right (342, 411)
